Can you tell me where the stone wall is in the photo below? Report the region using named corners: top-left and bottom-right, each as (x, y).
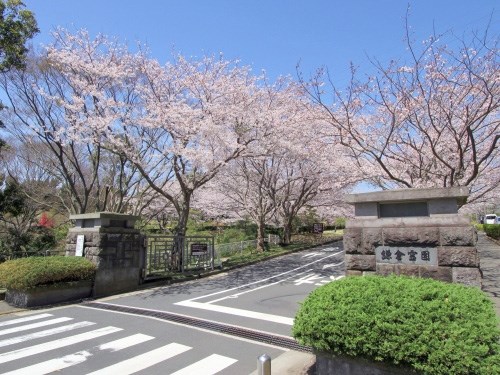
top-left (66, 227), bottom-right (145, 297)
top-left (344, 217), bottom-right (481, 287)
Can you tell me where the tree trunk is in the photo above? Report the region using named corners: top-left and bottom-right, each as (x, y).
top-left (282, 217), bottom-right (293, 245)
top-left (172, 197), bottom-right (191, 271)
top-left (256, 219), bottom-right (266, 252)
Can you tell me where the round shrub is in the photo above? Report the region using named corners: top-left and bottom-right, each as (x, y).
top-left (0, 256), bottom-right (96, 291)
top-left (293, 275), bottom-right (500, 374)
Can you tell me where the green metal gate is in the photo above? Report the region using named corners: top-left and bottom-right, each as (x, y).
top-left (144, 235), bottom-right (215, 279)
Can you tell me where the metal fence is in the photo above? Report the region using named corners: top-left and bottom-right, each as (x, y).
top-left (145, 235), bottom-right (215, 278)
top-left (214, 234), bottom-right (280, 257)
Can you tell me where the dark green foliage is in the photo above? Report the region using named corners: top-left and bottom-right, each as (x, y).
top-left (0, 180), bottom-right (57, 260)
top-left (0, 0), bottom-right (38, 72)
top-left (0, 256), bottom-right (96, 291)
top-left (293, 275), bottom-right (500, 375)
top-left (484, 224), bottom-right (500, 240)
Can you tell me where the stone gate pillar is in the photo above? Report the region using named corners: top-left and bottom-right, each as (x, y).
top-left (343, 187), bottom-right (481, 287)
top-left (66, 212), bottom-right (145, 297)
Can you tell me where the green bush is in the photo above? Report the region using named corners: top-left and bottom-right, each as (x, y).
top-left (0, 256), bottom-right (96, 291)
top-left (293, 275), bottom-right (500, 375)
top-left (484, 224), bottom-right (500, 240)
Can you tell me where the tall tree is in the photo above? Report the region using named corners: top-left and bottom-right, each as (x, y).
top-left (0, 0), bottom-right (38, 72)
top-left (304, 22), bottom-right (499, 205)
top-left (42, 30), bottom-right (304, 238)
top-left (0, 48), bottom-right (154, 214)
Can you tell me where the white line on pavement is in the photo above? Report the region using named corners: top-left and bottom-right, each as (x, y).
top-left (0, 326), bottom-right (123, 364)
top-left (175, 300), bottom-right (294, 325)
top-left (205, 269), bottom-right (313, 304)
top-left (0, 317), bottom-right (73, 336)
top-left (0, 314), bottom-right (53, 328)
top-left (0, 321), bottom-right (96, 348)
top-left (186, 249), bottom-right (343, 303)
top-left (85, 343), bottom-right (192, 375)
top-left (1, 333), bottom-right (155, 375)
top-left (170, 354), bottom-right (237, 375)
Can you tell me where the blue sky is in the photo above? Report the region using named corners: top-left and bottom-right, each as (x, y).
top-left (24, 1), bottom-right (498, 88)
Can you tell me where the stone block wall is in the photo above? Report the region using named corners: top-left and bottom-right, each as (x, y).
top-left (66, 227), bottom-right (145, 297)
top-left (344, 223), bottom-right (481, 287)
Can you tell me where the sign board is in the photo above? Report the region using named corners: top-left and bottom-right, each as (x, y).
top-left (375, 246), bottom-right (437, 266)
top-left (75, 235), bottom-right (85, 257)
top-left (312, 223), bottom-right (324, 234)
top-left (191, 243), bottom-right (208, 256)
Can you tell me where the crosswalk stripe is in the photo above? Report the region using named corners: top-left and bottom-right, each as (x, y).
top-left (0, 314), bottom-right (53, 328)
top-left (86, 343), bottom-right (192, 375)
top-left (0, 326), bottom-right (123, 364)
top-left (0, 317), bottom-right (73, 336)
top-left (0, 350), bottom-right (92, 375)
top-left (0, 334), bottom-right (156, 375)
top-left (170, 354), bottom-right (237, 375)
top-left (0, 321), bottom-right (96, 348)
top-left (98, 334), bottom-right (154, 352)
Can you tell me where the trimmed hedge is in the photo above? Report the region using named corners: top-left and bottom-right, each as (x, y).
top-left (0, 256), bottom-right (96, 291)
top-left (293, 275), bottom-right (500, 375)
top-left (484, 224), bottom-right (500, 240)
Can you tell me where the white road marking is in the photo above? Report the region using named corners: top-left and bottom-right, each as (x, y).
top-left (301, 252), bottom-right (322, 258)
top-left (176, 300), bottom-right (294, 325)
top-left (0, 326), bottom-right (123, 364)
top-left (293, 274), bottom-right (324, 286)
top-left (322, 247), bottom-right (340, 252)
top-left (0, 314), bottom-right (53, 327)
top-left (98, 333), bottom-right (154, 351)
top-left (1, 334), bottom-right (155, 375)
top-left (0, 321), bottom-right (96, 348)
top-left (206, 269), bottom-right (313, 304)
top-left (79, 304), bottom-right (294, 349)
top-left (0, 317), bottom-right (73, 336)
top-left (86, 343), bottom-right (192, 375)
top-left (172, 249), bottom-right (342, 325)
top-left (322, 260), bottom-right (345, 270)
top-left (170, 354), bottom-right (237, 375)
top-left (1, 350), bottom-right (92, 375)
top-left (314, 274), bottom-right (345, 285)
top-left (186, 250), bottom-right (343, 303)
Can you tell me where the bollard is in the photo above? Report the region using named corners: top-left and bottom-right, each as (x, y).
top-left (257, 354), bottom-right (271, 375)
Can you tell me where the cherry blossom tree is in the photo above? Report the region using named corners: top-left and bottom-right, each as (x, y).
top-left (257, 145), bottom-right (345, 244)
top-left (204, 95), bottom-right (356, 248)
top-left (0, 41), bottom-right (162, 215)
top-left (303, 23), bottom-right (499, 206)
top-left (41, 29), bottom-right (303, 238)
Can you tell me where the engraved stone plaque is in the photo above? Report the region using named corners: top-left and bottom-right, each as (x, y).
top-left (375, 246), bottom-right (437, 266)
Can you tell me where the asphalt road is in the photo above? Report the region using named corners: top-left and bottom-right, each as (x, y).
top-left (103, 241), bottom-right (345, 337)
top-left (0, 241), bottom-right (344, 374)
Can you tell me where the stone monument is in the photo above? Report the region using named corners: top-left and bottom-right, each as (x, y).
top-left (66, 212), bottom-right (145, 297)
top-left (343, 187), bottom-right (481, 287)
